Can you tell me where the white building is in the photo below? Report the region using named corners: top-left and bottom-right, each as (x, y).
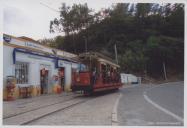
top-left (120, 73), bottom-right (139, 84)
top-left (3, 34), bottom-right (79, 100)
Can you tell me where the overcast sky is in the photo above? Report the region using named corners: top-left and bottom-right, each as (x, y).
top-left (3, 0), bottom-right (182, 40)
top-left (3, 0), bottom-right (126, 40)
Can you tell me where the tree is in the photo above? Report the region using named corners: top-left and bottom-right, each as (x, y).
top-left (38, 36), bottom-right (65, 49)
top-left (50, 3), bottom-right (94, 53)
top-left (110, 3), bottom-right (130, 18)
top-left (48, 3), bottom-right (184, 79)
top-left (50, 3), bottom-right (94, 35)
top-left (135, 3), bottom-right (153, 18)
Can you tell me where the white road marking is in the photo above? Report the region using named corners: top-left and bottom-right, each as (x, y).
top-left (112, 93), bottom-right (122, 125)
top-left (143, 85), bottom-right (184, 123)
top-left (156, 81), bottom-right (184, 87)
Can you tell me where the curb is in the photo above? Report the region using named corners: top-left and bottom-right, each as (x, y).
top-left (112, 93), bottom-right (122, 125)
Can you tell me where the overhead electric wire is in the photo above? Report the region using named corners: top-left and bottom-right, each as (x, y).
top-left (40, 2), bottom-right (60, 12)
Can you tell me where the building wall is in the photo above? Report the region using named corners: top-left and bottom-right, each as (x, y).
top-left (3, 45), bottom-right (78, 99)
top-left (3, 34), bottom-right (79, 100)
top-left (58, 60), bottom-right (74, 91)
top-left (3, 45), bottom-right (60, 99)
top-left (15, 52), bottom-right (57, 93)
top-left (120, 73), bottom-right (138, 84)
top-left (3, 46), bottom-right (14, 79)
top-left (3, 46), bottom-right (15, 100)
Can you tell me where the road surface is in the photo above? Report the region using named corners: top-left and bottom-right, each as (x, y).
top-left (26, 91), bottom-right (119, 125)
top-left (3, 82), bottom-right (184, 126)
top-left (118, 81), bottom-right (184, 126)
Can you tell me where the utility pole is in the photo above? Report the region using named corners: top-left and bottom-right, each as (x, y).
top-left (114, 43), bottom-right (118, 64)
top-left (163, 61), bottom-right (167, 80)
top-left (84, 36), bottom-right (87, 53)
top-left (72, 33), bottom-right (76, 54)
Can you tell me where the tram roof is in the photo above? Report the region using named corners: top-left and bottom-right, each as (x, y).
top-left (78, 52), bottom-right (120, 68)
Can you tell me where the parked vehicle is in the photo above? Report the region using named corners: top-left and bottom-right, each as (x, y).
top-left (71, 52), bottom-right (122, 94)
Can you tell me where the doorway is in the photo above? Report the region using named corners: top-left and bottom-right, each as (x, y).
top-left (40, 68), bottom-right (48, 94)
top-left (58, 68), bottom-right (65, 91)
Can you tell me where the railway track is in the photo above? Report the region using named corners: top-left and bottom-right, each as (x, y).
top-left (22, 97), bottom-right (89, 125)
top-left (14, 92), bottom-right (80, 106)
top-left (3, 94), bottom-right (82, 119)
top-left (3, 95), bottom-right (90, 125)
top-left (3, 90), bottom-right (118, 125)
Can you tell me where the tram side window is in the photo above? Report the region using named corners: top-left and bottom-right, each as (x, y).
top-left (101, 64), bottom-right (107, 83)
top-left (15, 62), bottom-right (29, 84)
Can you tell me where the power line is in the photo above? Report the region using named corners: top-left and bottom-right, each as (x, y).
top-left (40, 2), bottom-right (60, 13)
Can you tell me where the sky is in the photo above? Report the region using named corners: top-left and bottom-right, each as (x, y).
top-left (3, 0), bottom-right (124, 40)
top-left (3, 0), bottom-right (183, 40)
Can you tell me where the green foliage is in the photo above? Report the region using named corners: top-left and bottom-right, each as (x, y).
top-left (146, 35), bottom-right (184, 76)
top-left (136, 3), bottom-right (152, 18)
top-left (119, 40), bottom-right (148, 74)
top-left (147, 36), bottom-right (160, 49)
top-left (50, 3), bottom-right (94, 35)
top-left (48, 3), bottom-right (184, 78)
top-left (110, 3), bottom-right (130, 18)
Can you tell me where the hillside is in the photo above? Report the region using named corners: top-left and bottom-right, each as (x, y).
top-left (40, 3), bottom-right (184, 80)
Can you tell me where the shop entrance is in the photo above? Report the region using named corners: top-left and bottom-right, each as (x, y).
top-left (58, 68), bottom-right (65, 91)
top-left (40, 68), bottom-right (48, 94)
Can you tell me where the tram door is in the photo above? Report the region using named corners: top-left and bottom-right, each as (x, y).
top-left (40, 68), bottom-right (48, 94)
top-left (59, 68), bottom-right (65, 91)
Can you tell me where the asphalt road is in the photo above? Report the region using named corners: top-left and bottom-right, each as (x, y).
top-left (4, 81), bottom-right (183, 125)
top-left (118, 82), bottom-right (184, 126)
top-left (27, 91), bottom-right (119, 125)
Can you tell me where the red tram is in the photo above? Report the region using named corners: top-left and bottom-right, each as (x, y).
top-left (71, 52), bottom-right (122, 94)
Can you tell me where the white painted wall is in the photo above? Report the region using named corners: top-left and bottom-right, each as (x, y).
top-left (15, 52), bottom-right (56, 89)
top-left (120, 73), bottom-right (138, 84)
top-left (3, 45), bottom-right (74, 91)
top-left (3, 46), bottom-right (15, 87)
top-left (3, 34), bottom-right (79, 92)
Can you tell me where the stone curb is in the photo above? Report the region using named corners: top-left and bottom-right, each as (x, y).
top-left (111, 93), bottom-right (122, 126)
